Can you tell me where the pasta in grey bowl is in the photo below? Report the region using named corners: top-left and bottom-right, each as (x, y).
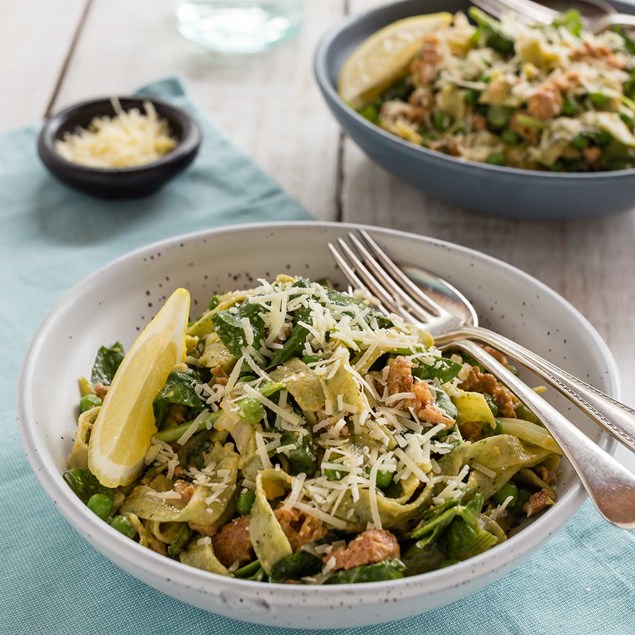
top-left (16, 222), bottom-right (619, 628)
top-left (314, 0), bottom-right (635, 219)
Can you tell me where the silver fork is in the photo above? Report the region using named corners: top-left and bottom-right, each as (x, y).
top-left (328, 230), bottom-right (635, 528)
top-left (472, 0), bottom-right (635, 34)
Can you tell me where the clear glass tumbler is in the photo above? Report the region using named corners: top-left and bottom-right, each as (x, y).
top-left (176, 0), bottom-right (304, 54)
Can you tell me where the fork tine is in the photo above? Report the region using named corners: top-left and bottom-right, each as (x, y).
top-left (471, 0), bottom-right (503, 20)
top-left (344, 235), bottom-right (434, 323)
top-left (357, 230), bottom-right (448, 317)
top-left (334, 239), bottom-right (416, 320)
top-left (471, 0), bottom-right (546, 25)
top-left (328, 242), bottom-right (391, 317)
top-left (504, 0), bottom-right (558, 21)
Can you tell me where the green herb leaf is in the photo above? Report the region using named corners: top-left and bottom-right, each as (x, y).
top-left (268, 307), bottom-right (312, 368)
top-left (412, 357), bottom-right (462, 383)
top-left (269, 551), bottom-right (323, 583)
top-left (212, 303), bottom-right (265, 357)
top-left (91, 342), bottom-right (125, 385)
top-left (153, 370), bottom-right (205, 427)
top-left (324, 559), bottom-right (406, 584)
top-left (552, 9), bottom-right (584, 37)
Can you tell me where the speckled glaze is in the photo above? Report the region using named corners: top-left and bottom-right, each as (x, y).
top-left (16, 222), bottom-right (620, 628)
top-left (314, 0), bottom-right (635, 220)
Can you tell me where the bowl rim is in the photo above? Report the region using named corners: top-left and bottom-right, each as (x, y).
top-left (37, 95), bottom-right (202, 175)
top-left (16, 220), bottom-right (621, 602)
top-left (313, 0), bottom-right (635, 181)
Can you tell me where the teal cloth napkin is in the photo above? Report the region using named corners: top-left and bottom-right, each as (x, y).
top-left (1, 77), bottom-right (633, 635)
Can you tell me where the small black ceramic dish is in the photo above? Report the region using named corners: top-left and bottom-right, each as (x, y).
top-left (37, 97), bottom-right (202, 198)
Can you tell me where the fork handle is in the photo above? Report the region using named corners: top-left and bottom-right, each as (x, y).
top-left (593, 13), bottom-right (635, 34)
top-left (436, 326), bottom-right (635, 454)
top-left (450, 340), bottom-right (635, 529)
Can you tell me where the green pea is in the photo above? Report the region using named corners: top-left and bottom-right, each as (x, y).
top-left (301, 355), bottom-right (320, 365)
top-left (486, 152), bottom-right (506, 166)
top-left (236, 490), bottom-right (256, 516)
top-left (87, 493), bottom-right (112, 520)
top-left (492, 482), bottom-right (519, 506)
top-left (79, 394), bottom-right (102, 413)
top-left (483, 393), bottom-right (499, 417)
top-left (237, 397), bottom-right (265, 425)
top-left (482, 418), bottom-right (503, 438)
top-left (590, 92), bottom-right (608, 108)
top-left (464, 89), bottom-right (480, 106)
top-left (375, 470), bottom-right (393, 490)
top-left (572, 135), bottom-right (589, 150)
top-left (433, 112), bottom-right (452, 131)
top-left (561, 98), bottom-right (577, 117)
top-left (486, 105), bottom-right (513, 130)
top-left (501, 129), bottom-right (521, 145)
top-left (110, 515), bottom-right (137, 538)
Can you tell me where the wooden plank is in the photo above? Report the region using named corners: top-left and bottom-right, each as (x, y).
top-left (0, 0), bottom-right (88, 131)
top-left (51, 0), bottom-right (344, 221)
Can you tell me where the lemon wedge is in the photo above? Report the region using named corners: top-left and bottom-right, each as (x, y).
top-left (88, 288), bottom-right (190, 487)
top-left (338, 13), bottom-right (453, 108)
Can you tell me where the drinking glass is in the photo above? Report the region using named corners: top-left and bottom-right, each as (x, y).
top-left (176, 0), bottom-right (304, 53)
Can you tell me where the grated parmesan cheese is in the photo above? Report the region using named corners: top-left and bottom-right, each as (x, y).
top-left (55, 99), bottom-right (177, 168)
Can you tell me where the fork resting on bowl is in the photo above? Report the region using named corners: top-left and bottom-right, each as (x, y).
top-left (329, 230), bottom-right (635, 529)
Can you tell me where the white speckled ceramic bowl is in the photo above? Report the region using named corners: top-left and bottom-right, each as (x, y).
top-left (17, 222), bottom-right (619, 628)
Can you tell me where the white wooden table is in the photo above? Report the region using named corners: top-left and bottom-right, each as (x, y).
top-left (3, 0), bottom-right (633, 470)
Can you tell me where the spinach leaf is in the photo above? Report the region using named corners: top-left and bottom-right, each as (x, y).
top-left (469, 7), bottom-right (514, 57)
top-left (324, 559), bottom-right (406, 584)
top-left (322, 286), bottom-right (393, 328)
top-left (177, 430), bottom-right (216, 470)
top-left (433, 388), bottom-right (458, 421)
top-left (402, 542), bottom-right (447, 576)
top-left (552, 9), bottom-right (583, 37)
top-left (412, 357), bottom-right (462, 384)
top-left (439, 495), bottom-right (483, 558)
top-left (63, 468), bottom-right (116, 503)
top-left (268, 307), bottom-right (312, 369)
top-left (269, 551), bottom-right (323, 583)
top-left (212, 302), bottom-right (265, 357)
top-left (91, 342), bottom-right (125, 385)
top-left (408, 498), bottom-right (463, 543)
top-left (439, 494), bottom-right (498, 559)
top-left (279, 430), bottom-right (318, 477)
top-left (153, 370), bottom-right (205, 427)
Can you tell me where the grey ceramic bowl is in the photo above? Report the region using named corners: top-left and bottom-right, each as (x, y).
top-left (38, 97), bottom-right (201, 199)
top-left (314, 0), bottom-right (635, 220)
